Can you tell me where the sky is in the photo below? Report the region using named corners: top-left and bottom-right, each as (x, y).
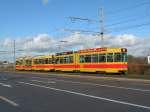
top-left (0, 0), bottom-right (150, 61)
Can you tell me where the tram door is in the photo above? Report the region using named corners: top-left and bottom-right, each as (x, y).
top-left (74, 53), bottom-right (80, 72)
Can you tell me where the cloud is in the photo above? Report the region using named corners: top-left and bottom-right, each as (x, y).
top-left (2, 33), bottom-right (150, 57)
top-left (42, 0), bottom-right (49, 5)
top-left (58, 33), bottom-right (150, 56)
top-left (17, 34), bottom-right (57, 53)
top-left (3, 38), bottom-right (13, 48)
top-left (110, 34), bottom-right (140, 47)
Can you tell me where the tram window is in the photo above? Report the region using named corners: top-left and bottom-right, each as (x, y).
top-left (60, 58), bottom-right (63, 64)
top-left (40, 59), bottom-right (45, 64)
top-left (33, 60), bottom-right (35, 64)
top-left (16, 61), bottom-right (19, 65)
top-left (80, 55), bottom-right (91, 63)
top-left (65, 57), bottom-right (69, 63)
top-left (43, 59), bottom-right (46, 64)
top-left (107, 53), bottom-right (114, 62)
top-left (45, 58), bottom-right (48, 64)
top-left (91, 54), bottom-right (98, 63)
top-left (35, 59), bottom-right (38, 64)
top-left (48, 58), bottom-right (53, 64)
top-left (69, 56), bottom-right (73, 63)
top-left (16, 61), bottom-right (20, 65)
top-left (40, 59), bottom-right (43, 64)
top-left (21, 60), bottom-right (23, 65)
top-left (37, 59), bottom-right (39, 64)
top-left (39, 59), bottom-right (43, 64)
top-left (37, 59), bottom-right (41, 64)
top-left (25, 60), bottom-right (32, 66)
top-left (55, 58), bottom-right (60, 64)
top-left (85, 55), bottom-right (91, 63)
top-left (20, 61), bottom-right (22, 65)
top-left (114, 53), bottom-right (122, 62)
top-left (16, 61), bottom-right (23, 65)
top-left (36, 59), bottom-right (39, 64)
top-left (43, 59), bottom-right (45, 64)
top-left (64, 56), bottom-right (73, 64)
top-left (34, 60), bottom-right (36, 64)
top-left (65, 56), bottom-right (73, 63)
top-left (38, 59), bottom-right (41, 64)
top-left (80, 55), bottom-right (85, 63)
top-left (25, 61), bottom-right (27, 65)
top-left (98, 54), bottom-right (106, 62)
top-left (28, 60), bottom-right (32, 66)
top-left (63, 57), bottom-right (67, 64)
top-left (122, 53), bottom-right (127, 62)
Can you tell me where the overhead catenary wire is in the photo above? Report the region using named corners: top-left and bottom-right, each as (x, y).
top-left (107, 1), bottom-right (150, 16)
top-left (67, 16), bottom-right (100, 23)
top-left (62, 28), bottom-right (100, 34)
top-left (66, 2), bottom-right (150, 34)
top-left (66, 1), bottom-right (150, 23)
top-left (112, 21), bottom-right (150, 32)
top-left (106, 15), bottom-right (150, 27)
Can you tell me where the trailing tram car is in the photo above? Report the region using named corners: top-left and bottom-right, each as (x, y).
top-left (16, 56), bottom-right (32, 70)
top-left (32, 55), bottom-right (54, 71)
top-left (16, 57), bottom-right (24, 70)
top-left (23, 56), bottom-right (33, 70)
top-left (54, 51), bottom-right (77, 72)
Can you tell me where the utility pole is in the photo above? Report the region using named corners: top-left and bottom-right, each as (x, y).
top-left (58, 40), bottom-right (68, 52)
top-left (100, 7), bottom-right (104, 48)
top-left (13, 40), bottom-right (16, 70)
top-left (67, 7), bottom-right (106, 48)
top-left (147, 48), bottom-right (150, 64)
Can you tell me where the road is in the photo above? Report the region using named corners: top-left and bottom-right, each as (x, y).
top-left (0, 72), bottom-right (150, 112)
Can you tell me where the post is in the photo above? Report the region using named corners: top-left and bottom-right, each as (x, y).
top-left (100, 7), bottom-right (104, 48)
top-left (13, 40), bottom-right (16, 70)
top-left (59, 41), bottom-right (68, 52)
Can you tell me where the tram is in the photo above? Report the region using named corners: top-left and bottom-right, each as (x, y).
top-left (16, 56), bottom-right (32, 70)
top-left (16, 57), bottom-right (24, 70)
top-left (54, 51), bottom-right (77, 72)
top-left (77, 48), bottom-right (127, 74)
top-left (16, 47), bottom-right (128, 74)
top-left (32, 55), bottom-right (54, 71)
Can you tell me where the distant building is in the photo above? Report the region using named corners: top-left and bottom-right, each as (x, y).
top-left (148, 56), bottom-right (150, 64)
top-left (0, 61), bottom-right (13, 68)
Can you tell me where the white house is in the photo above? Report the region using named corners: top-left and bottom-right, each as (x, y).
top-left (148, 56), bottom-right (150, 64)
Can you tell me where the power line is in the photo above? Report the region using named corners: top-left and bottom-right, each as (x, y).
top-left (67, 7), bottom-right (106, 47)
top-left (58, 40), bottom-right (68, 52)
top-left (68, 1), bottom-right (150, 24)
top-left (107, 1), bottom-right (150, 15)
top-left (62, 28), bottom-right (100, 34)
top-left (112, 21), bottom-right (150, 32)
top-left (106, 16), bottom-right (150, 27)
top-left (67, 16), bottom-right (99, 23)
